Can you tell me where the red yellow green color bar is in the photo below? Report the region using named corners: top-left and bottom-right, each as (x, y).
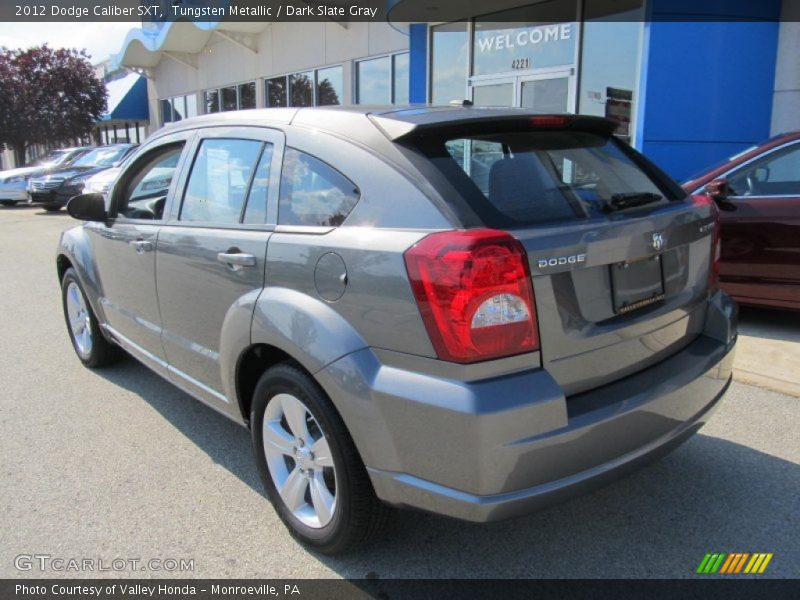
top-left (696, 553), bottom-right (773, 574)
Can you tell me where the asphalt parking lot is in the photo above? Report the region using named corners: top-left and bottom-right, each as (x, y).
top-left (0, 205), bottom-right (798, 579)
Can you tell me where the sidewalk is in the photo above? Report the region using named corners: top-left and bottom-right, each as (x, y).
top-left (734, 307), bottom-right (800, 397)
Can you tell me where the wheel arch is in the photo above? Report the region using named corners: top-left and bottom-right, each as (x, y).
top-left (222, 287), bottom-right (369, 426)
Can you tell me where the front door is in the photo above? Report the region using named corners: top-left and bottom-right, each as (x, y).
top-left (719, 140), bottom-right (800, 305)
top-left (155, 127), bottom-right (284, 412)
top-left (470, 69), bottom-right (574, 112)
top-left (88, 133), bottom-right (192, 373)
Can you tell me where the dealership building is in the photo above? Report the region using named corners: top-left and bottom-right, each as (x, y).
top-left (113, 0), bottom-right (800, 180)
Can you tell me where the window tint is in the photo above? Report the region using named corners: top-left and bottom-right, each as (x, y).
top-left (278, 148), bottom-right (360, 227)
top-left (181, 139), bottom-right (262, 224)
top-left (728, 143), bottom-right (800, 197)
top-left (243, 144), bottom-right (275, 225)
top-left (118, 144), bottom-right (184, 220)
top-left (238, 82), bottom-right (256, 109)
top-left (427, 131), bottom-right (670, 226)
top-left (266, 77), bottom-right (288, 107)
top-left (290, 72), bottom-right (313, 107)
top-left (316, 66), bottom-right (343, 106)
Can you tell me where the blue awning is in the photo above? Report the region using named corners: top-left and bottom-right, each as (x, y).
top-left (100, 73), bottom-right (148, 122)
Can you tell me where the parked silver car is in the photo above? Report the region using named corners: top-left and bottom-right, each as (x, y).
top-left (57, 107), bottom-right (737, 553)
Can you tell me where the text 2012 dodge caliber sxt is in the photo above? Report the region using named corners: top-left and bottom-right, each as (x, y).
top-left (57, 106), bottom-right (737, 553)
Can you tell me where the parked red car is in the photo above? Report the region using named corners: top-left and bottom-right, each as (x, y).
top-left (683, 131), bottom-right (800, 310)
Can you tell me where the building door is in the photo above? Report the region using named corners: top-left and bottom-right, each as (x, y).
top-left (470, 69), bottom-right (574, 112)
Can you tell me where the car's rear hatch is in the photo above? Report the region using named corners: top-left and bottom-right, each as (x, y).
top-left (389, 111), bottom-right (717, 395)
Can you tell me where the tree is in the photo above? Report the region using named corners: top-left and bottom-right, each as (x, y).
top-left (0, 45), bottom-right (107, 165)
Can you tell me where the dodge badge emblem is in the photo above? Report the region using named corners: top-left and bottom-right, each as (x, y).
top-left (651, 232), bottom-right (664, 251)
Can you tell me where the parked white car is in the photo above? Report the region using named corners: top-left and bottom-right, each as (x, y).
top-left (0, 147), bottom-right (91, 206)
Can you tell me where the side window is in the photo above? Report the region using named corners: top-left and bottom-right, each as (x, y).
top-left (180, 138), bottom-right (262, 224)
top-left (728, 144), bottom-right (800, 197)
top-left (118, 144), bottom-right (184, 220)
top-left (242, 144), bottom-right (275, 225)
top-left (278, 148), bottom-right (360, 226)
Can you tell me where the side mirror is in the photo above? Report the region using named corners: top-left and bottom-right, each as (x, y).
top-left (704, 178), bottom-right (737, 212)
top-left (66, 193), bottom-right (108, 222)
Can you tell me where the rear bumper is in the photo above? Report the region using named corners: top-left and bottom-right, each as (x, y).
top-left (317, 291), bottom-right (737, 522)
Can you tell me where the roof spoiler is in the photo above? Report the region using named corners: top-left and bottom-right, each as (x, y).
top-left (371, 112), bottom-right (618, 142)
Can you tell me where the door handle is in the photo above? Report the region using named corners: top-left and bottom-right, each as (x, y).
top-left (217, 251), bottom-right (257, 269)
top-left (129, 239), bottom-right (154, 253)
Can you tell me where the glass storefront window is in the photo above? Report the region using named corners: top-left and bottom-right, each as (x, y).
top-left (238, 82), bottom-right (256, 109)
top-left (473, 4), bottom-right (578, 77)
top-left (393, 53), bottom-right (409, 104)
top-left (204, 89), bottom-right (219, 114)
top-left (431, 21), bottom-right (468, 105)
top-left (357, 56), bottom-right (391, 104)
top-left (290, 71), bottom-right (314, 107)
top-left (266, 76), bottom-right (287, 107)
top-left (356, 53), bottom-right (409, 104)
top-left (578, 1), bottom-right (644, 143)
top-left (221, 86), bottom-right (237, 111)
top-left (160, 99), bottom-right (173, 124)
top-left (184, 94), bottom-right (197, 118)
top-left (316, 66), bottom-right (343, 106)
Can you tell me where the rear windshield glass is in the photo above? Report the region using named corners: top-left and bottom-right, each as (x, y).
top-left (422, 131), bottom-right (677, 227)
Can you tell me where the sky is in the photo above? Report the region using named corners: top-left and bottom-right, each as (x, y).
top-left (0, 22), bottom-right (139, 63)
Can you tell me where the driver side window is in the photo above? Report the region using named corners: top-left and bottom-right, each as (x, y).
top-left (728, 143), bottom-right (800, 197)
top-left (118, 144), bottom-right (184, 220)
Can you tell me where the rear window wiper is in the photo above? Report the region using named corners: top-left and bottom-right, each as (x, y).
top-left (602, 192), bottom-right (663, 213)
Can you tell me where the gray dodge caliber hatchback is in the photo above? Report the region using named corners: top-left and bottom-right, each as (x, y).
top-left (57, 106), bottom-right (737, 553)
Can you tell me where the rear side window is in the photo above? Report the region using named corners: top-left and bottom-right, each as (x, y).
top-left (424, 131), bottom-right (676, 227)
top-left (278, 148), bottom-right (360, 227)
top-left (181, 138), bottom-right (262, 224)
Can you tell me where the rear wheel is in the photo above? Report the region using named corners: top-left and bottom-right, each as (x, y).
top-left (0, 200), bottom-right (19, 206)
top-left (251, 363), bottom-right (388, 554)
top-left (61, 268), bottom-right (122, 368)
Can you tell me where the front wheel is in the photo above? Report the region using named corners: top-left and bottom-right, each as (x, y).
top-left (0, 200), bottom-right (19, 207)
top-left (42, 203), bottom-right (62, 212)
top-left (251, 363), bottom-right (389, 554)
top-left (61, 268), bottom-right (123, 368)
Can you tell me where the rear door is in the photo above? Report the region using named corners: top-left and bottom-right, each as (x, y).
top-left (417, 123), bottom-right (715, 395)
top-left (719, 140), bottom-right (800, 303)
top-left (155, 127), bottom-right (283, 410)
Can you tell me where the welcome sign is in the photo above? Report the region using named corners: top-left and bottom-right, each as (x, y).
top-left (473, 23), bottom-right (576, 75)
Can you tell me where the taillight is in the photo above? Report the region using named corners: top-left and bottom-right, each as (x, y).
top-left (404, 229), bottom-right (539, 363)
top-left (692, 194), bottom-right (721, 289)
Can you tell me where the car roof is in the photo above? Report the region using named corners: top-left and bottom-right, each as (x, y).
top-left (683, 129), bottom-right (800, 188)
top-left (154, 105), bottom-right (616, 144)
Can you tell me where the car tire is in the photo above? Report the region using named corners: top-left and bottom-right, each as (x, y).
top-left (0, 200), bottom-right (19, 206)
top-left (251, 362), bottom-right (389, 554)
top-left (43, 204), bottom-right (62, 212)
top-left (61, 268), bottom-right (123, 368)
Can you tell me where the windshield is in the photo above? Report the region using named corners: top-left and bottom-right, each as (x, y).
top-left (73, 146), bottom-right (130, 168)
top-left (26, 150), bottom-right (69, 168)
top-left (422, 130), bottom-right (677, 227)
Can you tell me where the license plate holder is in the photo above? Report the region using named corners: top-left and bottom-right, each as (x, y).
top-left (610, 255), bottom-right (665, 314)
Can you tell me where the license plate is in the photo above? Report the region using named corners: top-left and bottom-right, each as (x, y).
top-left (610, 255), bottom-right (665, 314)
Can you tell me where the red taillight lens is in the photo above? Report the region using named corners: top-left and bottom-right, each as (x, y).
top-left (692, 194), bottom-right (721, 289)
top-left (404, 229), bottom-right (539, 363)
